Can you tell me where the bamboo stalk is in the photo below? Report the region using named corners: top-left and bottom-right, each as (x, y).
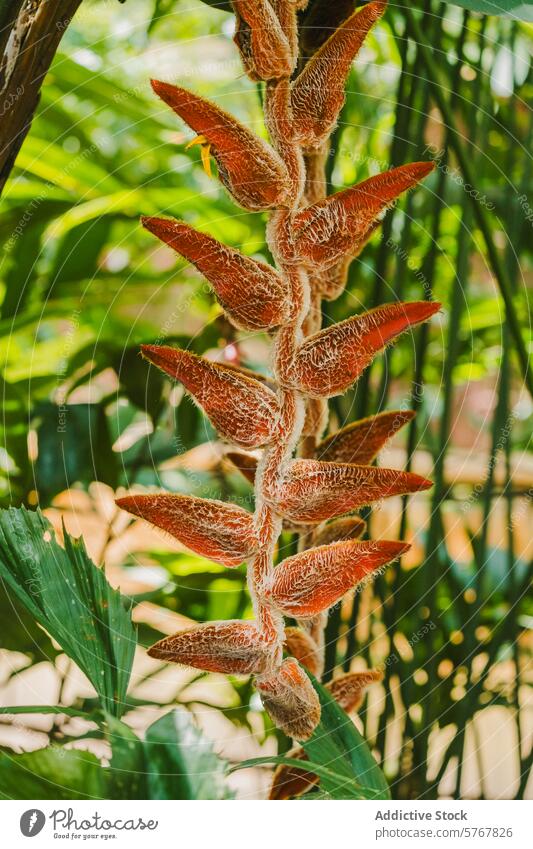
top-left (402, 5), bottom-right (533, 400)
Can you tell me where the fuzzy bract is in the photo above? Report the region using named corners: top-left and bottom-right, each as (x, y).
top-left (117, 0), bottom-right (439, 768)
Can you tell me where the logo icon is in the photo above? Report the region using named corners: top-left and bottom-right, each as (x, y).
top-left (20, 810), bottom-right (45, 837)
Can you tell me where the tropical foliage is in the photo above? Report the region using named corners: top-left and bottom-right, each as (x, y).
top-left (0, 0), bottom-right (531, 800)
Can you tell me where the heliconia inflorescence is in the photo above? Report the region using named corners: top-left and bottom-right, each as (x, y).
top-left (116, 0), bottom-right (440, 792)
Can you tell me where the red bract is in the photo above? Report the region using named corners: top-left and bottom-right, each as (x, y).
top-left (147, 620), bottom-right (275, 675)
top-left (226, 451), bottom-right (258, 485)
top-left (141, 345), bottom-right (280, 449)
top-left (267, 459), bottom-right (431, 523)
top-left (232, 0), bottom-right (293, 81)
top-left (317, 254), bottom-right (352, 300)
top-left (269, 667), bottom-right (383, 799)
top-left (151, 80), bottom-right (290, 211)
top-left (286, 161), bottom-right (435, 268)
top-left (281, 300), bottom-right (441, 396)
top-left (284, 626), bottom-right (322, 677)
top-left (269, 0), bottom-right (300, 66)
top-left (311, 515), bottom-right (367, 548)
top-left (318, 409), bottom-right (416, 465)
top-left (327, 669), bottom-right (383, 713)
top-left (317, 218), bottom-right (383, 301)
top-left (142, 216), bottom-right (291, 331)
top-left (291, 1), bottom-right (386, 148)
top-left (299, 0), bottom-right (367, 58)
top-left (269, 539), bottom-right (410, 617)
top-left (269, 746), bottom-right (318, 800)
top-left (256, 658), bottom-right (321, 741)
top-left (115, 493), bottom-right (256, 568)
top-left (123, 0), bottom-right (442, 754)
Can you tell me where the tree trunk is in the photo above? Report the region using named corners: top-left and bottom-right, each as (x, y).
top-left (0, 0), bottom-right (82, 197)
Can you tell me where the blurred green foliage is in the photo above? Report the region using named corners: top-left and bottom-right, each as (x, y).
top-left (0, 0), bottom-right (531, 800)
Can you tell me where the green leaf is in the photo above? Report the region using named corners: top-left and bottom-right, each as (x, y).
top-left (1, 217), bottom-right (49, 319)
top-left (47, 218), bottom-right (111, 287)
top-left (0, 579), bottom-right (58, 661)
top-left (0, 507), bottom-right (136, 717)
top-left (447, 1), bottom-right (533, 21)
top-left (0, 709), bottom-right (236, 800)
top-left (14, 136), bottom-right (122, 197)
top-left (232, 677), bottom-right (389, 800)
top-left (115, 348), bottom-right (164, 424)
top-left (0, 705), bottom-right (91, 718)
top-left (229, 756), bottom-right (376, 799)
top-left (106, 716), bottom-right (149, 799)
top-left (34, 402), bottom-right (118, 500)
top-left (301, 677), bottom-right (389, 800)
top-left (0, 747), bottom-right (104, 800)
top-left (144, 708), bottom-right (234, 799)
top-left (195, 0), bottom-right (233, 11)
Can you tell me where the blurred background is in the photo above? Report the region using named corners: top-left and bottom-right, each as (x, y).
top-left (0, 0), bottom-right (531, 799)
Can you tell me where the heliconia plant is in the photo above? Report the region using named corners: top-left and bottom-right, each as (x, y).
top-left (116, 0), bottom-right (440, 792)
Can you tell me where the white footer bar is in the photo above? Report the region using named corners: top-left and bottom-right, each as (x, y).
top-left (2, 799), bottom-right (531, 848)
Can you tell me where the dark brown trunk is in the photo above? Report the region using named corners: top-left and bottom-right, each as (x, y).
top-left (0, 0), bottom-right (82, 197)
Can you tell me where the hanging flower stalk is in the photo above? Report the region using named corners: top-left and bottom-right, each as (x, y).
top-left (117, 0), bottom-right (439, 756)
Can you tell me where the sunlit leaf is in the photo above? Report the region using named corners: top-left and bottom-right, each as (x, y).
top-left (0, 747), bottom-right (104, 800)
top-left (448, 1), bottom-right (533, 20)
top-left (234, 675), bottom-right (389, 799)
top-left (0, 507), bottom-right (136, 717)
top-left (144, 708), bottom-right (234, 799)
top-left (302, 676), bottom-right (390, 798)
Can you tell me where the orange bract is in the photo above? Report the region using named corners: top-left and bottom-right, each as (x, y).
top-left (269, 0), bottom-right (301, 66)
top-left (266, 458), bottom-right (431, 524)
top-left (286, 162), bottom-right (435, 268)
top-left (232, 0), bottom-right (293, 81)
top-left (141, 345), bottom-right (280, 449)
top-left (269, 667), bottom-right (383, 798)
top-left (142, 216), bottom-right (292, 331)
top-left (151, 80), bottom-right (290, 211)
top-left (292, 1), bottom-right (386, 148)
top-left (147, 620), bottom-right (276, 675)
top-left (270, 539), bottom-right (410, 617)
top-left (318, 409), bottom-right (416, 465)
top-left (281, 301), bottom-right (441, 396)
top-left (117, 0), bottom-right (442, 748)
top-left (327, 669), bottom-right (383, 713)
top-left (115, 493), bottom-right (256, 568)
top-left (317, 253), bottom-right (353, 300)
top-left (311, 515), bottom-right (367, 548)
top-left (225, 451), bottom-right (259, 485)
top-left (269, 746), bottom-right (318, 800)
top-left (284, 626), bottom-right (322, 677)
top-left (256, 658), bottom-right (321, 741)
